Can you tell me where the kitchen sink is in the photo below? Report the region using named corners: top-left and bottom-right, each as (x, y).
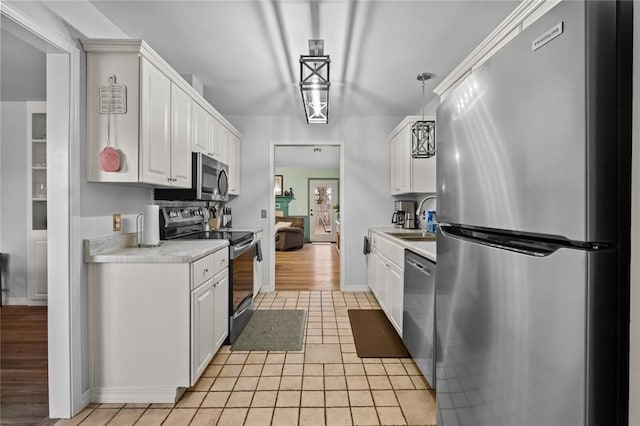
top-left (385, 232), bottom-right (437, 242)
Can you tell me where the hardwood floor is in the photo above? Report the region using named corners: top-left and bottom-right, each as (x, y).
top-left (1, 306), bottom-right (50, 425)
top-left (275, 243), bottom-right (340, 291)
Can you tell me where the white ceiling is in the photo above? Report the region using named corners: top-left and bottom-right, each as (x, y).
top-left (89, 0), bottom-right (519, 119)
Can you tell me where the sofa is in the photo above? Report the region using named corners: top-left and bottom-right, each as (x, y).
top-left (275, 216), bottom-right (304, 251)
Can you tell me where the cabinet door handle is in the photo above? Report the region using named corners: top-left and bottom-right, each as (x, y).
top-left (203, 268), bottom-right (209, 274)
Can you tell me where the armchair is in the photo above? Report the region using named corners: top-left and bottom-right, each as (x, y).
top-left (275, 216), bottom-right (304, 251)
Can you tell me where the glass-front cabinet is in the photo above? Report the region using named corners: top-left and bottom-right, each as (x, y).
top-left (27, 102), bottom-right (48, 304)
top-left (31, 110), bottom-right (47, 229)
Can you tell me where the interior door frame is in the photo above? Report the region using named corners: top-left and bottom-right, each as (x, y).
top-left (1, 3), bottom-right (83, 418)
top-left (308, 178), bottom-right (339, 242)
top-left (269, 141), bottom-right (345, 292)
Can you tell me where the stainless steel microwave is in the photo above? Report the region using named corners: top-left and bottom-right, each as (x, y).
top-left (154, 153), bottom-right (229, 201)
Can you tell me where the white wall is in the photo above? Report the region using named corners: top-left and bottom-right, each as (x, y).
top-left (0, 102), bottom-right (28, 303)
top-left (629, 4), bottom-right (639, 425)
top-left (417, 95), bottom-right (440, 117)
top-left (0, 31), bottom-right (47, 102)
top-left (227, 115), bottom-right (401, 291)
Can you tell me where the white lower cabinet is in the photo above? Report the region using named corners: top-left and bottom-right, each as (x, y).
top-left (189, 252), bottom-right (229, 386)
top-left (367, 248), bottom-right (377, 297)
top-left (367, 233), bottom-right (404, 336)
top-left (213, 270), bottom-right (229, 349)
top-left (89, 247), bottom-right (228, 403)
top-left (191, 278), bottom-right (215, 384)
top-left (28, 235), bottom-right (48, 304)
top-left (191, 268), bottom-right (228, 385)
top-left (387, 261), bottom-right (404, 334)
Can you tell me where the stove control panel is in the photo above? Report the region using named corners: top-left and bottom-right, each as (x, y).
top-left (160, 205), bottom-right (208, 229)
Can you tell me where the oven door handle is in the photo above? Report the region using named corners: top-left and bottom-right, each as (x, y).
top-left (231, 237), bottom-right (256, 259)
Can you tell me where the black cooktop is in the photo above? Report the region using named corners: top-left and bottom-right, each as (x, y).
top-left (175, 230), bottom-right (253, 245)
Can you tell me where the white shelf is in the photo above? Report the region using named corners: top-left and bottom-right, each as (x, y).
top-left (32, 198), bottom-right (47, 201)
top-left (32, 166), bottom-right (47, 170)
top-left (32, 139), bottom-right (47, 143)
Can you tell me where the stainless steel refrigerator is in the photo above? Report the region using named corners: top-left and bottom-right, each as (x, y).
top-left (435, 1), bottom-right (631, 425)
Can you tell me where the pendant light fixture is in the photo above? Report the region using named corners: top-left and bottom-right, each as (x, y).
top-left (300, 40), bottom-right (330, 124)
top-left (411, 72), bottom-right (436, 158)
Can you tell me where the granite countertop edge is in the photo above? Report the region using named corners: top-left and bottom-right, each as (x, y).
top-left (369, 227), bottom-right (437, 262)
top-left (84, 233), bottom-right (230, 264)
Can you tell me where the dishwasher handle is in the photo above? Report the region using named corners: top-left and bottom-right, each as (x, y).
top-left (406, 258), bottom-right (432, 276)
top-left (362, 236), bottom-right (370, 255)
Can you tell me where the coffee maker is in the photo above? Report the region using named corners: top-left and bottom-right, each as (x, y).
top-left (392, 200), bottom-right (417, 229)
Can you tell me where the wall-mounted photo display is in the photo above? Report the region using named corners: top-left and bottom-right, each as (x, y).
top-left (274, 175), bottom-right (283, 196)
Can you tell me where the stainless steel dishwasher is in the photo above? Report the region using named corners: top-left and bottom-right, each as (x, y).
top-left (402, 250), bottom-right (436, 388)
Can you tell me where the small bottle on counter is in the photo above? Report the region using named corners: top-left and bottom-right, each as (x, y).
top-left (426, 210), bottom-right (438, 233)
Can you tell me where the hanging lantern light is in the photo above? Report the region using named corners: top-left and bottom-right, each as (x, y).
top-left (300, 40), bottom-right (330, 124)
top-left (411, 72), bottom-right (436, 158)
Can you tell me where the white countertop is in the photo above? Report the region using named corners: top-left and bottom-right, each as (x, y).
top-left (369, 227), bottom-right (437, 262)
top-left (84, 233), bottom-right (229, 263)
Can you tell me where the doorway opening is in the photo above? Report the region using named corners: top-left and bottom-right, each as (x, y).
top-left (1, 3), bottom-right (82, 419)
top-left (270, 143), bottom-right (344, 292)
top-left (0, 14), bottom-right (51, 423)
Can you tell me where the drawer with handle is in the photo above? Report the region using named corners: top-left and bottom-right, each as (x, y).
top-left (214, 249), bottom-right (229, 275)
top-left (191, 253), bottom-right (215, 289)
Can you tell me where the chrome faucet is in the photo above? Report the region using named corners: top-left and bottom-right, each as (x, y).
top-left (416, 195), bottom-right (437, 221)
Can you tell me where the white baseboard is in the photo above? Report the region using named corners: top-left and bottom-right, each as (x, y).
top-left (91, 386), bottom-right (185, 404)
top-left (342, 285), bottom-right (371, 292)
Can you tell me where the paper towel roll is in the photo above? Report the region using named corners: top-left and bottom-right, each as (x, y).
top-left (142, 204), bottom-right (160, 246)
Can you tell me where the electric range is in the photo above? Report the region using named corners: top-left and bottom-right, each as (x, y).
top-left (159, 205), bottom-right (256, 343)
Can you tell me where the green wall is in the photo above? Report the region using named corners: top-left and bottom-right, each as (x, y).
top-left (275, 167), bottom-right (339, 216)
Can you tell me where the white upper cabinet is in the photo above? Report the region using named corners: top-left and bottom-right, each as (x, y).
top-left (389, 115), bottom-right (436, 195)
top-left (191, 101), bottom-right (210, 155)
top-left (139, 58), bottom-right (171, 186)
top-left (227, 131), bottom-right (240, 195)
top-left (170, 83), bottom-right (192, 187)
top-left (82, 39), bottom-right (241, 186)
top-left (390, 130), bottom-right (410, 194)
top-left (209, 116), bottom-right (223, 161)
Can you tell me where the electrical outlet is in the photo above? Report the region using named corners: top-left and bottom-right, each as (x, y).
top-left (113, 214), bottom-right (121, 232)
top-left (261, 210), bottom-right (267, 219)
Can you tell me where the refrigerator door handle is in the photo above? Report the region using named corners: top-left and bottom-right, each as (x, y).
top-left (439, 224), bottom-right (610, 257)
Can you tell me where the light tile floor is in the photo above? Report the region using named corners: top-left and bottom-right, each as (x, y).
top-left (56, 291), bottom-right (436, 425)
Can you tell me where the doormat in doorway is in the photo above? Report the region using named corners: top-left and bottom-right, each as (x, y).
top-left (348, 309), bottom-right (410, 358)
top-left (311, 242), bottom-right (332, 245)
top-left (232, 310), bottom-right (306, 352)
